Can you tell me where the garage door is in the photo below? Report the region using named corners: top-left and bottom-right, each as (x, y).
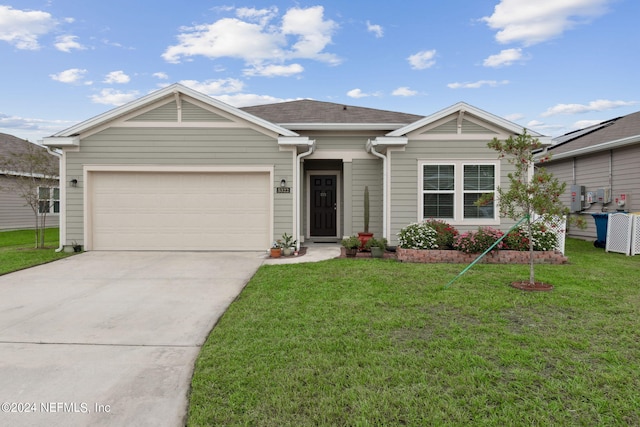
top-left (90, 171), bottom-right (270, 251)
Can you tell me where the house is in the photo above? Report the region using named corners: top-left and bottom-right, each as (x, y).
top-left (43, 83), bottom-right (546, 251)
top-left (0, 133), bottom-right (60, 230)
top-left (537, 111), bottom-right (640, 241)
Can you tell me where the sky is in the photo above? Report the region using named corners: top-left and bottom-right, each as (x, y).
top-left (1, 0), bottom-right (638, 142)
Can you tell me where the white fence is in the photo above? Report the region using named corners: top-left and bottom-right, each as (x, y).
top-left (606, 213), bottom-right (639, 256)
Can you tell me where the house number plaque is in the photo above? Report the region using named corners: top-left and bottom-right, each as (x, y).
top-left (276, 187), bottom-right (291, 193)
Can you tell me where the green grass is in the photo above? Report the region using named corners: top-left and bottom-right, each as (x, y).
top-left (0, 228), bottom-right (74, 275)
top-left (188, 238), bottom-right (640, 426)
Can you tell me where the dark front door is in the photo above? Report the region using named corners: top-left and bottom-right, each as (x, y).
top-left (310, 175), bottom-right (337, 236)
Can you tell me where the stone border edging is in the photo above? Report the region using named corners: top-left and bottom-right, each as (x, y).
top-left (397, 248), bottom-right (568, 264)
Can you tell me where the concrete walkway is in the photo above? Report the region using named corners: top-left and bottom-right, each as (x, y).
top-left (0, 251), bottom-right (265, 427)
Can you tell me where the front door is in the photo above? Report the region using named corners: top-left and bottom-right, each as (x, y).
top-left (310, 174), bottom-right (337, 236)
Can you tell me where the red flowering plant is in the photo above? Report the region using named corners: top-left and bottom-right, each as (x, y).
top-left (453, 227), bottom-right (504, 254)
top-left (423, 219), bottom-right (459, 249)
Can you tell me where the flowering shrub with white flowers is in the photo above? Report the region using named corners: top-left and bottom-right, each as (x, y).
top-left (453, 227), bottom-right (505, 254)
top-left (397, 222), bottom-right (438, 249)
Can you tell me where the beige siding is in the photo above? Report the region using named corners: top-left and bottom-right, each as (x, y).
top-left (389, 138), bottom-right (516, 245)
top-left (127, 102), bottom-right (177, 122)
top-left (65, 127), bottom-right (292, 246)
top-left (309, 135), bottom-right (370, 151)
top-left (424, 119), bottom-right (457, 134)
top-left (545, 145), bottom-right (640, 240)
top-left (462, 119), bottom-right (498, 134)
top-left (182, 101), bottom-right (234, 122)
top-left (0, 176), bottom-right (59, 230)
top-left (351, 159), bottom-right (383, 236)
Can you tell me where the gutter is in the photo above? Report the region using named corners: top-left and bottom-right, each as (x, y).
top-left (44, 145), bottom-right (65, 253)
top-left (295, 142), bottom-right (315, 251)
top-left (366, 140), bottom-right (388, 240)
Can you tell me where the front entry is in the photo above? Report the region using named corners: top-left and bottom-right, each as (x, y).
top-left (310, 174), bottom-right (337, 236)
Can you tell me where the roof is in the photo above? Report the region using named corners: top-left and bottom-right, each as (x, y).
top-left (388, 101), bottom-right (547, 141)
top-left (240, 99), bottom-right (424, 128)
top-left (0, 133), bottom-right (59, 175)
top-left (548, 111), bottom-right (640, 156)
top-left (47, 83), bottom-right (298, 140)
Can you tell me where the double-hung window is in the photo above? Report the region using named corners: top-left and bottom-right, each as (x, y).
top-left (38, 187), bottom-right (60, 214)
top-left (420, 161), bottom-right (498, 224)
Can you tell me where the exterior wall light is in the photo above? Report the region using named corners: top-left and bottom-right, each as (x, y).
top-left (280, 178), bottom-right (287, 187)
top-left (70, 179), bottom-right (78, 187)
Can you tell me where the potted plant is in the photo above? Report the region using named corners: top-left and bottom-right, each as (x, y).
top-left (281, 232), bottom-right (297, 256)
top-left (365, 237), bottom-right (387, 258)
top-left (270, 240), bottom-right (282, 258)
top-left (358, 185), bottom-right (374, 248)
top-left (341, 235), bottom-right (360, 257)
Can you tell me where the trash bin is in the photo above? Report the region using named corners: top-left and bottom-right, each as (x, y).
top-left (591, 213), bottom-right (609, 248)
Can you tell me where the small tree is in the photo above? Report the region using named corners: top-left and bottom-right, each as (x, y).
top-left (478, 130), bottom-right (584, 286)
top-left (0, 140), bottom-right (59, 248)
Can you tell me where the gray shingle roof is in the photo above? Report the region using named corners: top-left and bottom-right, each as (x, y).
top-left (0, 132), bottom-right (59, 175)
top-left (240, 99), bottom-right (424, 125)
top-left (549, 111), bottom-right (640, 155)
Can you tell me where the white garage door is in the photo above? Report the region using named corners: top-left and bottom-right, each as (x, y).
top-left (90, 171), bottom-right (271, 251)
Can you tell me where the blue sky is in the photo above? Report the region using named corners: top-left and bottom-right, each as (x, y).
top-left (1, 0), bottom-right (638, 142)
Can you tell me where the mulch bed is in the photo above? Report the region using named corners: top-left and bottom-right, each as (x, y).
top-left (339, 248), bottom-right (397, 259)
top-left (510, 281), bottom-right (554, 291)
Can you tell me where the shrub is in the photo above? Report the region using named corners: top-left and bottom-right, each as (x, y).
top-left (423, 219), bottom-right (458, 249)
top-left (453, 227), bottom-right (504, 254)
top-left (504, 221), bottom-right (559, 251)
top-left (397, 222), bottom-right (438, 249)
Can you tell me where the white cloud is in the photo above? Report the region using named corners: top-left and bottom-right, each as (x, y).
top-left (481, 0), bottom-right (612, 46)
top-left (483, 48), bottom-right (524, 67)
top-left (103, 70), bottom-right (130, 84)
top-left (347, 88), bottom-right (369, 98)
top-left (162, 5), bottom-right (339, 74)
top-left (50, 68), bottom-right (88, 84)
top-left (0, 112), bottom-right (75, 139)
top-left (367, 21), bottom-right (383, 38)
top-left (541, 99), bottom-right (638, 117)
top-left (244, 63), bottom-right (304, 77)
top-left (447, 80), bottom-right (509, 89)
top-left (0, 5), bottom-right (58, 50)
top-left (54, 34), bottom-right (85, 52)
top-left (407, 50), bottom-right (436, 70)
top-left (178, 79), bottom-right (245, 95)
top-left (153, 72), bottom-right (169, 80)
top-left (573, 119), bottom-right (604, 129)
top-left (392, 87), bottom-right (417, 97)
top-left (90, 89), bottom-right (139, 106)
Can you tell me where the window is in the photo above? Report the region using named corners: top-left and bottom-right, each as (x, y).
top-left (38, 187), bottom-right (60, 214)
top-left (420, 161), bottom-right (497, 224)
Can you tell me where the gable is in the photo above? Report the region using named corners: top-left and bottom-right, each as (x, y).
top-left (420, 118), bottom-right (499, 135)
top-left (126, 100), bottom-right (235, 123)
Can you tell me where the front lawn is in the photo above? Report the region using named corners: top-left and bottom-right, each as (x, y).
top-left (0, 228), bottom-right (73, 275)
top-left (188, 238), bottom-right (640, 426)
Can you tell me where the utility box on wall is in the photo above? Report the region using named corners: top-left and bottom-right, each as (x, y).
top-left (570, 185), bottom-right (585, 212)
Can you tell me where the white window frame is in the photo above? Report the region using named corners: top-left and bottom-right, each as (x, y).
top-left (418, 160), bottom-right (499, 226)
top-left (38, 186), bottom-right (60, 215)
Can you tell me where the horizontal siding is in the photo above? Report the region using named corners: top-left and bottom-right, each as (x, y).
top-left (462, 119), bottom-right (498, 134)
top-left (127, 102), bottom-right (177, 122)
top-left (544, 145), bottom-right (640, 240)
top-left (389, 138), bottom-right (516, 244)
top-left (311, 135), bottom-right (370, 151)
top-left (182, 101), bottom-right (233, 122)
top-left (423, 119), bottom-right (457, 134)
top-left (351, 159), bottom-right (383, 236)
top-left (0, 176), bottom-right (59, 230)
top-left (64, 127), bottom-right (293, 246)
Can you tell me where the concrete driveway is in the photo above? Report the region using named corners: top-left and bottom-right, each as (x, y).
top-left (0, 251), bottom-right (265, 427)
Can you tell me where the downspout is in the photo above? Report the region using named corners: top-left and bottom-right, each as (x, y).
top-left (45, 145), bottom-right (64, 253)
top-left (366, 140), bottom-right (387, 240)
top-left (296, 142), bottom-right (315, 251)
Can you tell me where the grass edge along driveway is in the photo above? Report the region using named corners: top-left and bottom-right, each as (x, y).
top-left (188, 238), bottom-right (640, 426)
top-left (0, 228), bottom-right (73, 275)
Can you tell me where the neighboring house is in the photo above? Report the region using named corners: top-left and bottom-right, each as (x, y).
top-left (43, 83), bottom-right (547, 251)
top-left (537, 111), bottom-right (640, 241)
top-left (0, 133), bottom-right (60, 231)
